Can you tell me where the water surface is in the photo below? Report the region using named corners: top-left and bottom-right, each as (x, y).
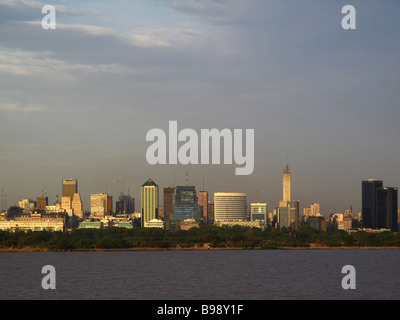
top-left (0, 250), bottom-right (398, 300)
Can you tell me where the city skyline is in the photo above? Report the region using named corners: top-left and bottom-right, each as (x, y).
top-left (3, 167), bottom-right (399, 221)
top-left (0, 0), bottom-right (399, 216)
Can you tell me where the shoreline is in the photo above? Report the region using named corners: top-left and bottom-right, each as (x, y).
top-left (1, 245), bottom-right (399, 252)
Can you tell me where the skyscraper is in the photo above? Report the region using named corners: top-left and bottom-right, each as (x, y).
top-left (362, 179), bottom-right (383, 229)
top-left (279, 165), bottom-right (291, 207)
top-left (163, 187), bottom-right (175, 225)
top-left (72, 193), bottom-right (84, 219)
top-left (198, 191), bottom-right (208, 223)
top-left (214, 192), bottom-right (247, 221)
top-left (141, 179), bottom-right (159, 227)
top-left (207, 201), bottom-right (214, 223)
top-left (376, 187), bottom-right (398, 232)
top-left (62, 179), bottom-right (77, 201)
top-left (61, 197), bottom-right (71, 210)
top-left (171, 186), bottom-right (201, 223)
top-left (115, 194), bottom-right (135, 214)
top-left (107, 195), bottom-right (113, 214)
top-left (90, 193), bottom-right (108, 219)
top-left (277, 200), bottom-right (300, 231)
top-left (250, 202), bottom-right (267, 222)
top-left (37, 196), bottom-right (48, 211)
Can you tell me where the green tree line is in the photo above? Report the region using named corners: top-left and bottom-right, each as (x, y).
top-left (0, 225), bottom-right (399, 250)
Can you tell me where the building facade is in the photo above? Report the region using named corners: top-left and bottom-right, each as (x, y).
top-left (198, 191), bottom-right (208, 223)
top-left (214, 192), bottom-right (247, 222)
top-left (0, 212), bottom-right (65, 232)
top-left (376, 187), bottom-right (398, 232)
top-left (279, 165), bottom-right (291, 207)
top-left (72, 193), bottom-right (84, 219)
top-left (362, 179), bottom-right (383, 229)
top-left (163, 187), bottom-right (175, 226)
top-left (141, 179), bottom-right (159, 227)
top-left (62, 179), bottom-right (78, 200)
top-left (37, 196), bottom-right (48, 211)
top-left (171, 186), bottom-right (202, 224)
top-left (90, 193), bottom-right (108, 219)
top-left (277, 200), bottom-right (299, 231)
top-left (250, 202), bottom-right (267, 223)
top-left (115, 194), bottom-right (135, 214)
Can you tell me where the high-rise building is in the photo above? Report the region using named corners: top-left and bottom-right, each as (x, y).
top-left (141, 179), bottom-right (159, 227)
top-left (207, 201), bottom-right (214, 223)
top-left (362, 179), bottom-right (383, 229)
top-left (171, 186), bottom-right (201, 224)
top-left (303, 202), bottom-right (321, 219)
top-left (61, 196), bottom-right (74, 217)
top-left (72, 193), bottom-right (84, 219)
top-left (376, 187), bottom-right (398, 232)
top-left (198, 191), bottom-right (208, 223)
top-left (18, 199), bottom-right (36, 213)
top-left (90, 193), bottom-right (108, 219)
top-left (279, 165), bottom-right (291, 207)
top-left (115, 194), bottom-right (135, 214)
top-left (250, 202), bottom-right (267, 222)
top-left (62, 179), bottom-right (78, 201)
top-left (107, 195), bottom-right (113, 213)
top-left (214, 192), bottom-right (247, 221)
top-left (163, 187), bottom-right (175, 223)
top-left (37, 196), bottom-right (48, 211)
top-left (61, 197), bottom-right (71, 210)
top-left (277, 200), bottom-right (299, 231)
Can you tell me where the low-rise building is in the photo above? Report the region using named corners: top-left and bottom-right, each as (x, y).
top-left (0, 211), bottom-right (66, 232)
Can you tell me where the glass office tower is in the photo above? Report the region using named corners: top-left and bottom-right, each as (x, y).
top-left (171, 186), bottom-right (201, 223)
top-left (362, 179), bottom-right (383, 229)
top-left (376, 187), bottom-right (398, 232)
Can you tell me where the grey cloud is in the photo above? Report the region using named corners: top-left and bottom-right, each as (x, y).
top-left (171, 0), bottom-right (249, 25)
top-left (0, 0), bottom-right (87, 22)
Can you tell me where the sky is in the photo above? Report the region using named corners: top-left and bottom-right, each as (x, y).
top-left (0, 0), bottom-right (399, 216)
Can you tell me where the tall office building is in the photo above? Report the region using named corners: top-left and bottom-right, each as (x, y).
top-left (107, 195), bottom-right (113, 214)
top-left (362, 179), bottom-right (383, 229)
top-left (37, 196), bottom-right (48, 211)
top-left (62, 179), bottom-right (78, 200)
top-left (303, 202), bottom-right (321, 219)
top-left (115, 194), bottom-right (135, 214)
top-left (171, 186), bottom-right (202, 223)
top-left (214, 192), bottom-right (247, 221)
top-left (376, 187), bottom-right (398, 232)
top-left (207, 201), bottom-right (214, 223)
top-left (141, 179), bottom-right (159, 227)
top-left (279, 165), bottom-right (291, 207)
top-left (61, 197), bottom-right (71, 210)
top-left (163, 187), bottom-right (175, 223)
top-left (90, 193), bottom-right (108, 219)
top-left (198, 191), bottom-right (208, 223)
top-left (250, 202), bottom-right (267, 222)
top-left (72, 193), bottom-right (84, 219)
top-left (277, 200), bottom-right (300, 231)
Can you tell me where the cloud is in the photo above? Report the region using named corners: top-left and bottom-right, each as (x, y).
top-left (0, 48), bottom-right (132, 80)
top-left (0, 0), bottom-right (87, 19)
top-left (171, 0), bottom-right (249, 25)
top-left (0, 102), bottom-right (45, 112)
top-left (54, 22), bottom-right (204, 48)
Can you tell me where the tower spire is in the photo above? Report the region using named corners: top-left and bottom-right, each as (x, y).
top-left (284, 154), bottom-right (290, 174)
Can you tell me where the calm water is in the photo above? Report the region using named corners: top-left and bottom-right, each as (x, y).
top-left (0, 250), bottom-right (399, 300)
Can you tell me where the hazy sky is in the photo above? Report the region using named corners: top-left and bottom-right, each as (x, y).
top-left (0, 0), bottom-right (399, 215)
